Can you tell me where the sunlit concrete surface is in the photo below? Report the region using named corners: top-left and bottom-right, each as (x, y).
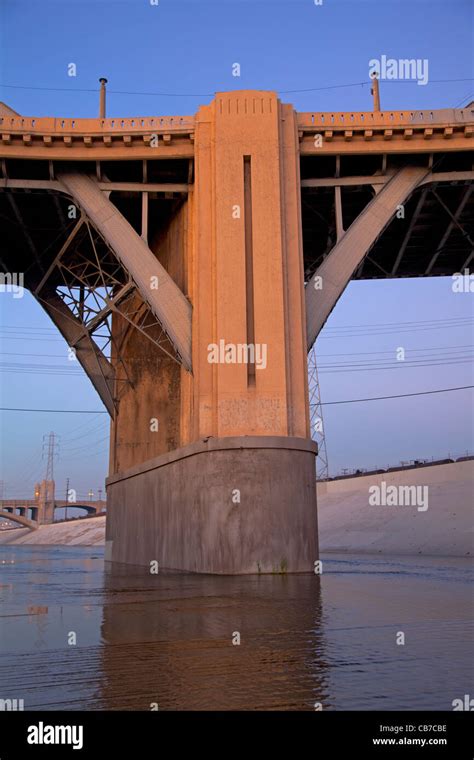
top-left (1, 93), bottom-right (472, 573)
top-left (0, 516), bottom-right (106, 546)
top-left (318, 461), bottom-right (474, 557)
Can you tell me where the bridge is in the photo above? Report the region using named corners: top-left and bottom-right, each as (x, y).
top-left (0, 89), bottom-right (472, 573)
top-left (0, 510), bottom-right (38, 531)
top-left (0, 479), bottom-right (106, 528)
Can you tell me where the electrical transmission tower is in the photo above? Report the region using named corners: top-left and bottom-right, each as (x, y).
top-left (308, 345), bottom-right (329, 480)
top-left (42, 431), bottom-right (59, 482)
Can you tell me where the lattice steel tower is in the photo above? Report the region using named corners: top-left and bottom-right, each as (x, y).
top-left (308, 345), bottom-right (329, 480)
top-left (43, 431), bottom-right (59, 482)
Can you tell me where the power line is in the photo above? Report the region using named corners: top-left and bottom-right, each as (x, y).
top-left (317, 344), bottom-right (474, 357)
top-left (3, 316), bottom-right (472, 332)
top-left (1, 343), bottom-right (473, 361)
top-left (319, 324), bottom-right (474, 339)
top-left (1, 384), bottom-right (472, 414)
top-left (0, 355), bottom-right (472, 378)
top-left (0, 407), bottom-right (108, 414)
top-left (2, 78), bottom-right (473, 97)
top-left (319, 385), bottom-right (473, 405)
top-left (61, 434), bottom-right (110, 456)
top-left (323, 317), bottom-right (473, 329)
top-left (318, 356), bottom-right (474, 368)
top-left (319, 361), bottom-right (473, 374)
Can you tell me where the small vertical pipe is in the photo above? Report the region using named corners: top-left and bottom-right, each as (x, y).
top-left (99, 77), bottom-right (108, 118)
top-left (371, 73), bottom-right (381, 112)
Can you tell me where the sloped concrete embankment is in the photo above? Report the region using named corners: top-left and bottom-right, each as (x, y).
top-left (1, 462), bottom-right (472, 557)
top-left (0, 516), bottom-right (106, 546)
top-left (317, 461), bottom-right (473, 557)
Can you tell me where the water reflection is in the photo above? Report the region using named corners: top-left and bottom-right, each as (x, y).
top-left (0, 547), bottom-right (472, 711)
top-left (100, 565), bottom-right (328, 710)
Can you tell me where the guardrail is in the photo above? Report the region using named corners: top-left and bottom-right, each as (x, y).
top-left (297, 107), bottom-right (474, 129)
top-left (0, 115), bottom-right (195, 134)
top-left (322, 455), bottom-right (473, 482)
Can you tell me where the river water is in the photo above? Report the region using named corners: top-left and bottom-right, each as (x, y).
top-left (0, 546), bottom-right (472, 711)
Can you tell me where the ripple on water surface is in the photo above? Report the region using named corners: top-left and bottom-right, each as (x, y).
top-left (0, 547), bottom-right (472, 710)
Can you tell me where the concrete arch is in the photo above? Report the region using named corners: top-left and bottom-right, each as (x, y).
top-left (55, 504), bottom-right (98, 516)
top-left (305, 166), bottom-right (429, 349)
top-left (57, 173), bottom-right (193, 371)
top-left (0, 510), bottom-right (38, 530)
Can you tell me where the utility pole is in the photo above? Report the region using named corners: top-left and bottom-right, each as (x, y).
top-left (65, 477), bottom-right (70, 521)
top-left (99, 77), bottom-right (108, 118)
top-left (370, 72), bottom-right (381, 111)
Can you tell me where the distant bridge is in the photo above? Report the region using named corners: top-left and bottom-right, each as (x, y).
top-left (0, 480), bottom-right (106, 526)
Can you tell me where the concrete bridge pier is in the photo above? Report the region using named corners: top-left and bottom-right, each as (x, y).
top-left (105, 91), bottom-right (318, 574)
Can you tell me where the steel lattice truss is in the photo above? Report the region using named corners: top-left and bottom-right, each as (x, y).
top-left (35, 215), bottom-right (181, 412)
top-left (308, 344), bottom-right (329, 480)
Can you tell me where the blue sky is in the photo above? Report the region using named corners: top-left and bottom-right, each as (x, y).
top-left (0, 0), bottom-right (473, 497)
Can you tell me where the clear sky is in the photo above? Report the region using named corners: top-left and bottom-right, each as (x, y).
top-left (0, 0), bottom-right (473, 498)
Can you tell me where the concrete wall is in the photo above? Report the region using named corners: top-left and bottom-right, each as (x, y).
top-left (109, 202), bottom-right (188, 474)
top-left (0, 516), bottom-right (106, 546)
top-left (317, 460), bottom-right (474, 557)
top-left (106, 435), bottom-right (318, 574)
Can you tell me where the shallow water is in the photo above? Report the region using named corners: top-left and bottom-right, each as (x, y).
top-left (0, 546), bottom-right (472, 710)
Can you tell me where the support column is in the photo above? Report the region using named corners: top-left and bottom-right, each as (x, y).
top-left (191, 91), bottom-right (310, 439)
top-left (106, 91), bottom-right (318, 574)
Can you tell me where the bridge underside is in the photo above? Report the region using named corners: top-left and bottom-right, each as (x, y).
top-left (302, 151), bottom-right (473, 281)
top-left (1, 94), bottom-right (472, 573)
top-left (301, 151), bottom-right (474, 345)
top-left (2, 151), bottom-right (471, 359)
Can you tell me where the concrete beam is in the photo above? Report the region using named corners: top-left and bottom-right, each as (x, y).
top-left (305, 166), bottom-right (428, 349)
top-left (0, 178), bottom-right (189, 193)
top-left (37, 290), bottom-right (116, 415)
top-left (57, 172), bottom-right (193, 371)
top-left (0, 510), bottom-right (37, 530)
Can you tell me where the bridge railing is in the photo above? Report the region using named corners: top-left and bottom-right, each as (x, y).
top-left (3, 108), bottom-right (472, 136)
top-left (297, 107), bottom-right (474, 129)
top-left (0, 115), bottom-right (195, 134)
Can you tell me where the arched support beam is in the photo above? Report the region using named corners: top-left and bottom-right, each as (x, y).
top-left (305, 166), bottom-right (428, 349)
top-left (37, 289), bottom-right (116, 416)
top-left (57, 173), bottom-right (193, 371)
top-left (0, 510), bottom-right (37, 530)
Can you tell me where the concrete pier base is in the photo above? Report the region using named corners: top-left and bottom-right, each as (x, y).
top-left (105, 436), bottom-right (318, 574)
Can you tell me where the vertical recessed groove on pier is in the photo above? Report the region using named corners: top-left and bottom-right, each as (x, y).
top-left (243, 155), bottom-right (256, 385)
